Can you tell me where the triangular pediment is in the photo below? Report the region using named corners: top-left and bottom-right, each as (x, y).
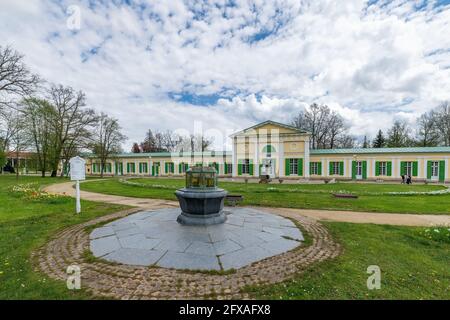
top-left (230, 120), bottom-right (308, 137)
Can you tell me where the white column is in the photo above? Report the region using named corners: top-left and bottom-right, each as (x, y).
top-left (423, 158), bottom-right (427, 180)
top-left (445, 158), bottom-right (448, 182)
top-left (325, 159), bottom-right (329, 177)
top-left (112, 161), bottom-right (116, 176)
top-left (372, 159), bottom-right (376, 177)
top-left (161, 160), bottom-right (165, 176)
top-left (321, 158), bottom-right (326, 177)
top-left (343, 159), bottom-right (348, 177)
top-left (278, 139), bottom-right (284, 177)
top-left (254, 136), bottom-right (259, 176)
top-left (232, 137), bottom-right (238, 177)
top-left (304, 139), bottom-right (310, 178)
top-left (392, 158), bottom-right (396, 178)
top-left (135, 161), bottom-right (139, 175)
top-left (148, 158), bottom-right (152, 176)
top-left (397, 158), bottom-right (401, 177)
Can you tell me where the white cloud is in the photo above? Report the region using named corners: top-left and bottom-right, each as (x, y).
top-left (1, 0), bottom-right (449, 150)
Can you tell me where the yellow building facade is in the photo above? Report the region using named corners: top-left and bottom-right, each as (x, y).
top-left (85, 120), bottom-right (450, 183)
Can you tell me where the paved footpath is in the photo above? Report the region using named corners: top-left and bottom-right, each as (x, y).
top-left (44, 181), bottom-right (450, 227)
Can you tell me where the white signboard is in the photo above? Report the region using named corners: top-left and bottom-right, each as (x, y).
top-left (69, 156), bottom-right (86, 214)
top-left (69, 156), bottom-right (86, 181)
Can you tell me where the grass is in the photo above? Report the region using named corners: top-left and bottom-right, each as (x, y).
top-left (80, 178), bottom-right (450, 214)
top-left (245, 222), bottom-right (450, 299)
top-left (0, 175), bottom-right (128, 299)
top-left (1, 175), bottom-right (449, 299)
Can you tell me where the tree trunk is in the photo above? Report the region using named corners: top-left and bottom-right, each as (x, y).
top-left (15, 156), bottom-right (19, 181)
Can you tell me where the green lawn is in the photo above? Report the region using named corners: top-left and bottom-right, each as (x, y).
top-left (1, 175), bottom-right (449, 299)
top-left (0, 175), bottom-right (128, 299)
top-left (246, 222), bottom-right (450, 299)
top-left (80, 178), bottom-right (450, 214)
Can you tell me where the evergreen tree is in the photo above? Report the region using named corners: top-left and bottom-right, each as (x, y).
top-left (362, 135), bottom-right (369, 148)
top-left (372, 130), bottom-right (386, 148)
top-left (131, 142), bottom-right (141, 153)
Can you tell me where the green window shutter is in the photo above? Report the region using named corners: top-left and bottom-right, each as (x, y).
top-left (387, 161), bottom-right (392, 176)
top-left (351, 161), bottom-right (356, 179)
top-left (309, 162), bottom-right (313, 175)
top-left (427, 161), bottom-right (432, 179)
top-left (413, 161), bottom-right (418, 177)
top-left (249, 160), bottom-right (253, 176)
top-left (151, 164), bottom-right (155, 176)
top-left (224, 163), bottom-right (228, 174)
top-left (329, 162), bottom-right (333, 175)
top-left (179, 163), bottom-right (182, 173)
top-left (238, 160), bottom-right (242, 176)
top-left (285, 159), bottom-right (290, 176)
top-left (375, 161), bottom-right (379, 176)
top-left (318, 162), bottom-right (322, 175)
top-left (400, 162), bottom-right (406, 175)
top-left (362, 161), bottom-right (367, 179)
top-left (298, 158), bottom-right (303, 176)
top-left (259, 164), bottom-right (262, 175)
top-left (439, 161), bottom-right (445, 182)
top-left (339, 161), bottom-right (344, 176)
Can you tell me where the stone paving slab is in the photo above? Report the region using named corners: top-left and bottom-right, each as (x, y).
top-left (90, 235), bottom-right (121, 257)
top-left (89, 207), bottom-right (304, 271)
top-left (157, 251), bottom-right (221, 270)
top-left (104, 248), bottom-right (166, 266)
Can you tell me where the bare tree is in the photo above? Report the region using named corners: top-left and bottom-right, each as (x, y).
top-left (386, 120), bottom-right (413, 147)
top-left (0, 46), bottom-right (40, 109)
top-left (47, 84), bottom-right (97, 177)
top-left (90, 113), bottom-right (126, 178)
top-left (416, 111), bottom-right (439, 147)
top-left (435, 101), bottom-right (450, 146)
top-left (0, 109), bottom-right (27, 174)
top-left (8, 111), bottom-right (29, 180)
top-left (292, 103), bottom-right (350, 149)
top-left (22, 98), bottom-right (55, 177)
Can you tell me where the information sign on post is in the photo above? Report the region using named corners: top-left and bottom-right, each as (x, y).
top-left (69, 156), bottom-right (86, 214)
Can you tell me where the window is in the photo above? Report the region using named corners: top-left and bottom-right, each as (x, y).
top-left (226, 163), bottom-right (233, 174)
top-left (166, 162), bottom-right (174, 173)
top-left (405, 161), bottom-right (412, 176)
top-left (332, 162), bottom-right (340, 175)
top-left (431, 161), bottom-right (439, 177)
top-left (127, 163), bottom-right (135, 173)
top-left (180, 163), bottom-right (188, 173)
top-left (378, 162), bottom-right (387, 176)
top-left (289, 159), bottom-right (298, 175)
top-left (104, 163), bottom-right (112, 173)
top-left (139, 162), bottom-right (148, 173)
top-left (311, 162), bottom-right (319, 175)
top-left (242, 159), bottom-right (250, 174)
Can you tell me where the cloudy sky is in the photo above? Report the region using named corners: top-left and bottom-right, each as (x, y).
top-left (1, 0), bottom-right (450, 150)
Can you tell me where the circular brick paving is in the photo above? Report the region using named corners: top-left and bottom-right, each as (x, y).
top-left (33, 208), bottom-right (341, 299)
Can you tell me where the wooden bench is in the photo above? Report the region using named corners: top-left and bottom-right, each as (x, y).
top-left (332, 193), bottom-right (358, 199)
top-left (225, 195), bottom-right (244, 207)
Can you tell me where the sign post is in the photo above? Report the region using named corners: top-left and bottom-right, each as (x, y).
top-left (69, 156), bottom-right (86, 214)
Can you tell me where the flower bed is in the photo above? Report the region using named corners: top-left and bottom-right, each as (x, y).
top-left (9, 183), bottom-right (67, 203)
